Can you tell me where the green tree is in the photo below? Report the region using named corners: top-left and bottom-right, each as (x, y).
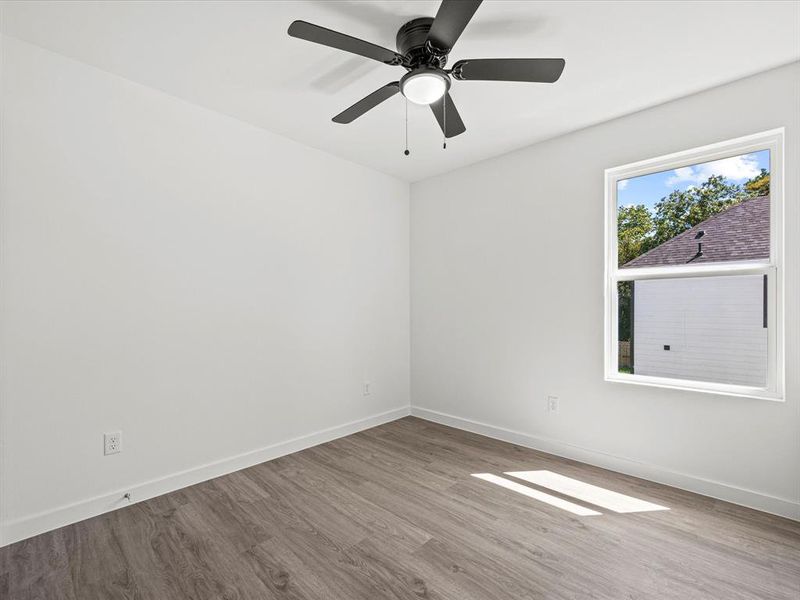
top-left (618, 281), bottom-right (633, 343)
top-left (744, 168), bottom-right (770, 197)
top-left (617, 204), bottom-right (654, 267)
top-left (650, 175), bottom-right (745, 246)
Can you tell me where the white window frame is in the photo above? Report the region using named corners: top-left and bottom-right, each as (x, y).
top-left (604, 129), bottom-right (784, 401)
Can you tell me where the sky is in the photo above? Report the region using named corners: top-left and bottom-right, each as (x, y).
top-left (617, 149), bottom-right (770, 212)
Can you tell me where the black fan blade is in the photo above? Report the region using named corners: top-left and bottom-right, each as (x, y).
top-left (288, 21), bottom-right (403, 65)
top-left (451, 58), bottom-right (565, 83)
top-left (427, 0), bottom-right (482, 51)
top-left (430, 93), bottom-right (466, 138)
top-left (333, 82), bottom-right (400, 124)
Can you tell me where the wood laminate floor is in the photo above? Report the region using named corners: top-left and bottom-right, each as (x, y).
top-left (1, 417), bottom-right (799, 599)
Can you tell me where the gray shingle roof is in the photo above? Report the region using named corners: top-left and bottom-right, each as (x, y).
top-left (622, 195), bottom-right (769, 268)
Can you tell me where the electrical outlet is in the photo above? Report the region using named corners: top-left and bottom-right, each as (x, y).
top-left (363, 381), bottom-right (371, 396)
top-left (104, 431), bottom-right (122, 455)
top-left (547, 396), bottom-right (559, 414)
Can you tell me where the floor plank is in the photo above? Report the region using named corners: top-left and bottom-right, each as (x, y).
top-left (2, 417), bottom-right (799, 599)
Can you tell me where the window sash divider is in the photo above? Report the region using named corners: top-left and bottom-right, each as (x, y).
top-left (613, 262), bottom-right (773, 282)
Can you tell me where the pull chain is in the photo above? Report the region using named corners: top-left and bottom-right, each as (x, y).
top-left (442, 95), bottom-right (447, 150)
top-left (404, 97), bottom-right (410, 156)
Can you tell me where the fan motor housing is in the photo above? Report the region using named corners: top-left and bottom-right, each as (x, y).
top-left (396, 17), bottom-right (446, 69)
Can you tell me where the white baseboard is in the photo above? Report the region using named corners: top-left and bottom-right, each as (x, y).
top-left (5, 403), bottom-right (795, 547)
top-left (0, 406), bottom-right (411, 547)
top-left (410, 406), bottom-right (800, 521)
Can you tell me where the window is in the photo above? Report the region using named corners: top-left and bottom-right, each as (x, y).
top-left (605, 130), bottom-right (783, 400)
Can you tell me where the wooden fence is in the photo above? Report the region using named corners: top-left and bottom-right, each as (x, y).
top-left (618, 341), bottom-right (632, 369)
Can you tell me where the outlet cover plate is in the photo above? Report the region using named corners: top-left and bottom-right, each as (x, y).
top-left (104, 431), bottom-right (122, 455)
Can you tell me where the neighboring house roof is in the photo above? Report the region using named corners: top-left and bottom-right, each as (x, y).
top-left (623, 195), bottom-right (769, 268)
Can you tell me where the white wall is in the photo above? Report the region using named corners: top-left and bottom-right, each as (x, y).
top-left (411, 62), bottom-right (800, 519)
top-left (0, 37), bottom-right (410, 545)
top-left (633, 275), bottom-right (768, 387)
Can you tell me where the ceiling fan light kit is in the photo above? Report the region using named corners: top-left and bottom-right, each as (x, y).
top-left (288, 0), bottom-right (565, 150)
top-left (400, 68), bottom-right (450, 105)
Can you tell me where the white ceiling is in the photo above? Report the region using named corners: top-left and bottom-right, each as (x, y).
top-left (2, 1), bottom-right (799, 182)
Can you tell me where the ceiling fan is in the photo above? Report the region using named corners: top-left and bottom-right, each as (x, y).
top-left (288, 0), bottom-right (565, 141)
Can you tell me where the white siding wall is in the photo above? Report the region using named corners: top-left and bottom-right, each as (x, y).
top-left (633, 275), bottom-right (767, 386)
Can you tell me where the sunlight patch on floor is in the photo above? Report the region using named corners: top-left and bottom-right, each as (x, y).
top-left (505, 470), bottom-right (669, 513)
top-left (471, 473), bottom-right (602, 516)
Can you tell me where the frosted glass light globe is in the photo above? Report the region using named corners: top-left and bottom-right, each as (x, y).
top-left (401, 72), bottom-right (448, 105)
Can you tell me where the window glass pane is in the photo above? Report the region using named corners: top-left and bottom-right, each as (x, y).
top-left (617, 274), bottom-right (768, 388)
top-left (617, 150), bottom-right (770, 268)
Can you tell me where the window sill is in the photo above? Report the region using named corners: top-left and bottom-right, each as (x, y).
top-left (605, 373), bottom-right (784, 402)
